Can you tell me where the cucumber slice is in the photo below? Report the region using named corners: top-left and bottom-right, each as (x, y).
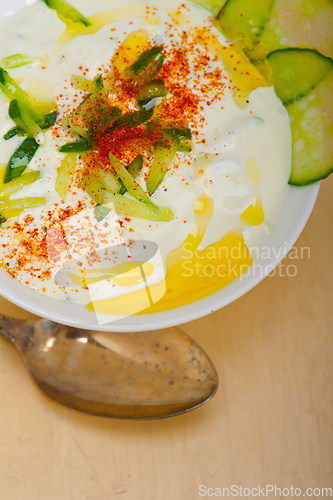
top-left (245, 0), bottom-right (333, 61)
top-left (55, 154), bottom-right (77, 200)
top-left (80, 173), bottom-right (103, 204)
top-left (146, 139), bottom-right (177, 196)
top-left (102, 192), bottom-right (174, 222)
top-left (96, 169), bottom-right (121, 194)
top-left (0, 171), bottom-right (41, 198)
top-left (288, 71), bottom-right (333, 185)
top-left (1, 54), bottom-right (40, 70)
top-left (0, 197), bottom-right (46, 219)
top-left (109, 153), bottom-right (152, 205)
top-left (267, 48), bottom-right (333, 105)
top-left (119, 155), bottom-right (144, 196)
top-left (216, 0), bottom-right (274, 45)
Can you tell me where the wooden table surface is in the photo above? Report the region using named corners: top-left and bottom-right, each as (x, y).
top-left (0, 177), bottom-right (332, 500)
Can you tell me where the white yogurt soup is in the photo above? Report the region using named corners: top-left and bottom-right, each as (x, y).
top-left (0, 0), bottom-right (291, 317)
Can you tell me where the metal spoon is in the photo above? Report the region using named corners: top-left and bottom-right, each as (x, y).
top-left (0, 315), bottom-right (218, 420)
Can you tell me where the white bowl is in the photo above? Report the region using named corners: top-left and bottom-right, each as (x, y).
top-left (0, 183), bottom-right (319, 331)
top-left (0, 0), bottom-right (320, 331)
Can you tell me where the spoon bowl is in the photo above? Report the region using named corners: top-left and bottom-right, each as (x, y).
top-left (0, 315), bottom-right (218, 419)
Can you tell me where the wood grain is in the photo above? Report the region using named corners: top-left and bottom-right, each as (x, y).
top-left (0, 177), bottom-right (332, 500)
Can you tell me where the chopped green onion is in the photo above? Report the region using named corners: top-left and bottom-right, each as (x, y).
top-left (0, 214), bottom-right (5, 226)
top-left (1, 54), bottom-right (40, 70)
top-left (55, 154), bottom-right (77, 200)
top-left (109, 153), bottom-right (152, 205)
top-left (58, 138), bottom-right (93, 153)
top-left (137, 80), bottom-right (168, 106)
top-left (119, 155), bottom-right (143, 195)
top-left (3, 126), bottom-right (22, 141)
top-left (146, 139), bottom-right (177, 196)
top-left (42, 0), bottom-right (92, 27)
top-left (0, 171), bottom-right (41, 198)
top-left (124, 46), bottom-right (165, 85)
top-left (96, 169), bottom-right (121, 194)
top-left (0, 197), bottom-right (46, 219)
top-left (4, 138), bottom-right (40, 184)
top-left (102, 192), bottom-right (174, 222)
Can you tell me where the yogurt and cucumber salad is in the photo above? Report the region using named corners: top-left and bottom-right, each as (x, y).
top-left (0, 0), bottom-right (331, 316)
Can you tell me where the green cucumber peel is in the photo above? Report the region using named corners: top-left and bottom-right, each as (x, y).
top-left (160, 125), bottom-right (193, 153)
top-left (88, 106), bottom-right (122, 139)
top-left (114, 108), bottom-right (154, 130)
top-left (9, 99), bottom-right (42, 137)
top-left (4, 112), bottom-right (57, 140)
top-left (42, 111), bottom-right (58, 130)
top-left (125, 46), bottom-right (165, 85)
top-left (58, 138), bottom-right (93, 153)
top-left (42, 0), bottom-right (92, 27)
top-left (119, 155), bottom-right (144, 195)
top-left (287, 72), bottom-right (333, 185)
top-left (137, 81), bottom-right (168, 107)
top-left (3, 126), bottom-right (22, 140)
top-left (267, 48), bottom-right (333, 105)
top-left (4, 138), bottom-right (40, 184)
